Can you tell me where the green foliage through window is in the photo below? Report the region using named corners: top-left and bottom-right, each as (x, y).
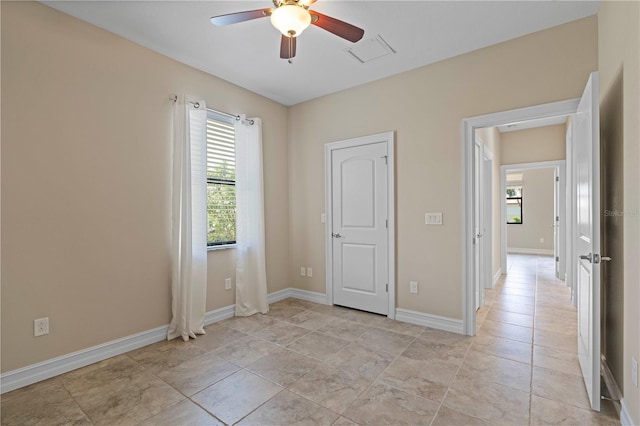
top-left (207, 114), bottom-right (236, 246)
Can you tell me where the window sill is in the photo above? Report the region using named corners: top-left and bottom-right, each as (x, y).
top-left (207, 244), bottom-right (237, 252)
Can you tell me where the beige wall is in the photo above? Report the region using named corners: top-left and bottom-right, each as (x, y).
top-left (598, 1), bottom-right (640, 423)
top-left (0, 2), bottom-right (289, 372)
top-left (288, 17), bottom-right (598, 318)
top-left (501, 124), bottom-right (567, 165)
top-left (506, 168), bottom-right (555, 252)
top-left (475, 127), bottom-right (502, 280)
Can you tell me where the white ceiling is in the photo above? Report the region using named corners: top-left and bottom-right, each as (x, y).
top-left (42, 1), bottom-right (599, 106)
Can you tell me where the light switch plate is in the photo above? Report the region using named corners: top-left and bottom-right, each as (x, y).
top-left (425, 212), bottom-right (443, 225)
top-left (306, 267), bottom-right (313, 277)
top-left (409, 281), bottom-right (418, 294)
top-left (300, 267), bottom-right (306, 277)
top-left (632, 357), bottom-right (638, 387)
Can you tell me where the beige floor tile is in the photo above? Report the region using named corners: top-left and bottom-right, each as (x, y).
top-left (375, 319), bottom-right (425, 336)
top-left (317, 318), bottom-right (371, 340)
top-left (250, 321), bottom-right (311, 346)
top-left (285, 310), bottom-right (340, 330)
top-left (443, 375), bottom-right (530, 425)
top-left (191, 370), bottom-right (283, 425)
top-left (0, 376), bottom-right (61, 402)
top-left (534, 329), bottom-right (578, 353)
top-left (431, 406), bottom-right (492, 426)
top-left (530, 394), bottom-right (619, 425)
top-left (289, 364), bottom-right (371, 413)
top-left (486, 309), bottom-right (534, 327)
top-left (534, 315), bottom-right (577, 334)
top-left (156, 352), bottom-right (239, 396)
top-left (471, 333), bottom-right (532, 364)
top-left (457, 349), bottom-right (531, 392)
top-left (354, 328), bottom-right (415, 357)
top-left (478, 319), bottom-right (533, 343)
top-left (191, 324), bottom-right (248, 352)
top-left (219, 314), bottom-right (278, 334)
top-left (287, 331), bottom-right (350, 361)
top-left (212, 336), bottom-right (283, 367)
top-left (501, 286), bottom-right (535, 297)
top-left (325, 342), bottom-right (395, 381)
top-left (491, 300), bottom-right (535, 315)
top-left (247, 349), bottom-right (321, 386)
top-left (237, 390), bottom-right (339, 426)
top-left (127, 338), bottom-right (207, 374)
top-left (418, 327), bottom-right (474, 347)
top-left (532, 366), bottom-right (591, 410)
top-left (536, 306), bottom-right (580, 321)
top-left (343, 382), bottom-right (439, 426)
top-left (63, 359), bottom-right (184, 425)
top-left (533, 345), bottom-right (582, 377)
top-left (332, 416), bottom-right (360, 425)
top-left (0, 380), bottom-right (91, 426)
top-left (403, 336), bottom-right (470, 362)
top-left (265, 304), bottom-right (307, 320)
top-left (378, 354), bottom-right (459, 402)
top-left (494, 293), bottom-right (536, 306)
top-left (137, 399), bottom-right (223, 426)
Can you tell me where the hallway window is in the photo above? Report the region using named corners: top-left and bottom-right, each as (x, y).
top-left (506, 186), bottom-right (523, 224)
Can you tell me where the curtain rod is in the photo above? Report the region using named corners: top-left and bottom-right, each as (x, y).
top-left (169, 95), bottom-right (254, 125)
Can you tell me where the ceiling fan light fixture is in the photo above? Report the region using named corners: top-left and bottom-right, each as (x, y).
top-left (270, 4), bottom-right (311, 37)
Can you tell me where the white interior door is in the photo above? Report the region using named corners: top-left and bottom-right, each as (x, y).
top-left (331, 141), bottom-right (389, 315)
top-left (575, 71), bottom-right (601, 411)
top-left (483, 153), bottom-right (493, 290)
top-left (473, 141), bottom-right (482, 310)
top-left (554, 168), bottom-right (560, 278)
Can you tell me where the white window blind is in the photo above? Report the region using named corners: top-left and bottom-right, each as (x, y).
top-left (206, 112), bottom-right (236, 246)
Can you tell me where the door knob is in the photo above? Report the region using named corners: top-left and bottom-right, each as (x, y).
top-left (332, 233), bottom-right (343, 238)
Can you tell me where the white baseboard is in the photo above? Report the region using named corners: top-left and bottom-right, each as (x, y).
top-left (620, 399), bottom-right (635, 426)
top-left (288, 288), bottom-right (329, 305)
top-left (507, 247), bottom-right (554, 256)
top-left (492, 268), bottom-right (502, 288)
top-left (1, 288), bottom-right (458, 394)
top-left (0, 324), bottom-right (169, 394)
top-left (395, 308), bottom-right (463, 334)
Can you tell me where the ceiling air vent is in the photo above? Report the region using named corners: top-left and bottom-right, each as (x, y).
top-left (346, 35), bottom-right (396, 64)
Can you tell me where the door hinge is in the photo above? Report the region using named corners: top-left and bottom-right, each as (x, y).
top-left (385, 219), bottom-right (388, 228)
top-left (556, 256), bottom-right (559, 262)
top-left (386, 283), bottom-right (388, 292)
top-left (556, 216), bottom-right (560, 222)
top-left (556, 176), bottom-right (560, 182)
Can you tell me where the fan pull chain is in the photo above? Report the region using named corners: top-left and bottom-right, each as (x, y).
top-left (288, 30), bottom-right (294, 64)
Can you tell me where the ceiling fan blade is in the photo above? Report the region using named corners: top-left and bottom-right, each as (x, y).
top-left (280, 35), bottom-right (297, 59)
top-left (310, 11), bottom-right (364, 43)
top-left (210, 8), bottom-right (272, 26)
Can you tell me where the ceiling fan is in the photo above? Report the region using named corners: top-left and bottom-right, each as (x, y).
top-left (210, 0), bottom-right (364, 62)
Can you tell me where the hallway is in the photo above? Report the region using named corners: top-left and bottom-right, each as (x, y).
top-left (475, 254), bottom-right (618, 424)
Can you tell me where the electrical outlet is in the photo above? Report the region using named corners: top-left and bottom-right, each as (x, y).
top-left (34, 317), bottom-right (49, 337)
top-left (224, 278), bottom-right (232, 290)
top-left (425, 212), bottom-right (443, 225)
top-left (632, 356), bottom-right (638, 387)
top-left (306, 267), bottom-right (313, 277)
top-left (300, 267), bottom-right (306, 277)
top-left (321, 213), bottom-right (326, 223)
top-left (410, 281), bottom-right (418, 294)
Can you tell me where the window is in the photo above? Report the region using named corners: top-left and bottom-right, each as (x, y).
top-left (206, 112), bottom-right (236, 247)
top-left (506, 186), bottom-right (523, 224)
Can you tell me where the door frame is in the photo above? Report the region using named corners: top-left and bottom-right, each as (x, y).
top-left (500, 160), bottom-right (566, 273)
top-left (324, 131), bottom-right (396, 319)
top-left (461, 99), bottom-right (579, 335)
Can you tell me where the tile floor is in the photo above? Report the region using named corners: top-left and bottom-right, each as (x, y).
top-left (1, 255), bottom-right (620, 425)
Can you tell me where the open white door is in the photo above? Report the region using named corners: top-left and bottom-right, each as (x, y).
top-left (330, 139), bottom-right (390, 315)
top-left (575, 71), bottom-right (601, 411)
